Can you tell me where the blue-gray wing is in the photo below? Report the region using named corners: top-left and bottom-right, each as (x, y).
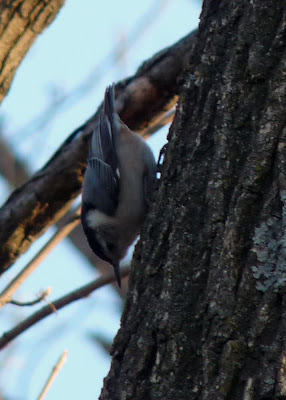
top-left (82, 157), bottom-right (118, 215)
top-left (83, 84), bottom-right (119, 215)
top-left (90, 85), bottom-right (118, 175)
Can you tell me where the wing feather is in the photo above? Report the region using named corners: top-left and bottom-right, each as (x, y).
top-left (82, 84), bottom-right (119, 216)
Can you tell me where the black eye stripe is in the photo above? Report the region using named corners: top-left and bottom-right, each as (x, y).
top-left (81, 222), bottom-right (112, 264)
top-left (106, 242), bottom-right (115, 251)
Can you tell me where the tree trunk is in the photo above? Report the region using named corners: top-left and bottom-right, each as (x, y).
top-left (100, 1), bottom-right (286, 399)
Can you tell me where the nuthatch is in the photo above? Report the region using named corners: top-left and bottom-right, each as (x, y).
top-left (81, 84), bottom-right (157, 287)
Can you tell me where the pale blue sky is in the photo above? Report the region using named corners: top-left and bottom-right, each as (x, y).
top-left (0, 1), bottom-right (201, 398)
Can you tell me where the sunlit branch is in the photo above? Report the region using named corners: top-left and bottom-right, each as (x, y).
top-left (37, 350), bottom-right (68, 400)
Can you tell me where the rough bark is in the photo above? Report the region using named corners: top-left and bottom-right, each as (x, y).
top-left (0, 30), bottom-right (197, 274)
top-left (100, 1), bottom-right (286, 399)
top-left (0, 0), bottom-right (65, 103)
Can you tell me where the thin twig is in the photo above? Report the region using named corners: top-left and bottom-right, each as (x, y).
top-left (9, 288), bottom-right (52, 307)
top-left (0, 207), bottom-right (81, 309)
top-left (0, 267), bottom-right (129, 351)
top-left (37, 350), bottom-right (68, 400)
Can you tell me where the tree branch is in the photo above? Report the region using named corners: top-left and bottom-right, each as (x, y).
top-left (0, 267), bottom-right (129, 350)
top-left (0, 209), bottom-right (80, 308)
top-left (0, 0), bottom-right (65, 103)
top-left (37, 350), bottom-right (68, 400)
top-left (9, 287), bottom-right (52, 307)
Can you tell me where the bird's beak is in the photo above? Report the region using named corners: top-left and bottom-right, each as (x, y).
top-left (112, 262), bottom-right (121, 288)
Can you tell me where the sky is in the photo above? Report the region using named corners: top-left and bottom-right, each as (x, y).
top-left (0, 1), bottom-right (201, 398)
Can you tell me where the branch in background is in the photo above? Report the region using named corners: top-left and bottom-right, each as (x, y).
top-left (0, 267), bottom-right (130, 350)
top-left (12, 0), bottom-right (169, 142)
top-left (0, 29), bottom-right (198, 274)
top-left (37, 350), bottom-right (68, 400)
top-left (0, 0), bottom-right (65, 104)
top-left (9, 287), bottom-right (52, 307)
top-left (0, 209), bottom-right (80, 308)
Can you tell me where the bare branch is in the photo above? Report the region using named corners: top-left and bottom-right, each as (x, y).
top-left (0, 29), bottom-right (197, 274)
top-left (9, 287), bottom-right (52, 307)
top-left (0, 208), bottom-right (80, 308)
top-left (15, 0), bottom-right (168, 140)
top-left (0, 267), bottom-right (129, 350)
top-left (37, 350), bottom-right (68, 400)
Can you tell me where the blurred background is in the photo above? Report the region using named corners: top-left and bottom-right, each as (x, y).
top-left (0, 1), bottom-right (201, 398)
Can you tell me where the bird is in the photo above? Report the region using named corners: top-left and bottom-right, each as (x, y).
top-left (81, 84), bottom-right (157, 287)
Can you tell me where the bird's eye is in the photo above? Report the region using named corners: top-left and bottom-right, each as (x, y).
top-left (106, 242), bottom-right (115, 252)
